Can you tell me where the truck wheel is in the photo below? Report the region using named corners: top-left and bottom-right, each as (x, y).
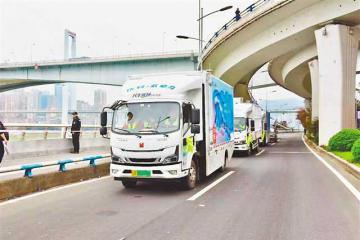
top-left (246, 144), bottom-right (252, 156)
top-left (255, 140), bottom-right (260, 153)
top-left (122, 180), bottom-right (137, 188)
top-left (219, 152), bottom-right (228, 172)
top-left (181, 159), bottom-right (197, 190)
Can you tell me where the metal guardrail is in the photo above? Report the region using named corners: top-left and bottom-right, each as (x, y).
top-left (0, 124), bottom-right (110, 140)
top-left (0, 154), bottom-right (110, 177)
top-left (202, 0), bottom-right (271, 52)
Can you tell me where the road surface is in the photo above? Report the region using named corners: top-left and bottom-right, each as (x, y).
top-left (0, 133), bottom-right (359, 240)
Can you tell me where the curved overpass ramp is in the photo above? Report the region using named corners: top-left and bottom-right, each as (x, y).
top-left (202, 0), bottom-right (360, 145)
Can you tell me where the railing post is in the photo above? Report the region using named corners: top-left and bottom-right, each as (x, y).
top-left (44, 127), bottom-right (48, 140)
top-left (63, 127), bottom-right (67, 139)
top-left (24, 168), bottom-right (33, 178)
top-left (58, 159), bottom-right (73, 172)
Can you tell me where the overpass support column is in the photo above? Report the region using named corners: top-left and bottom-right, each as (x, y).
top-left (234, 83), bottom-right (248, 99)
top-left (308, 59), bottom-right (319, 121)
top-left (315, 24), bottom-right (358, 146)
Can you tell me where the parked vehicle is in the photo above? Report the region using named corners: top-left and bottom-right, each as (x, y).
top-left (233, 98), bottom-right (267, 155)
top-left (100, 71), bottom-right (234, 189)
top-left (269, 127), bottom-right (278, 143)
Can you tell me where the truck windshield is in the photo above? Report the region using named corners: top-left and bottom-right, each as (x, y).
top-left (234, 117), bottom-right (246, 132)
top-left (112, 102), bottom-right (180, 135)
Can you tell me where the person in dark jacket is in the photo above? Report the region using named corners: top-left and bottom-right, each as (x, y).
top-left (0, 121), bottom-right (8, 164)
top-left (71, 112), bottom-right (81, 153)
top-left (235, 8), bottom-right (241, 21)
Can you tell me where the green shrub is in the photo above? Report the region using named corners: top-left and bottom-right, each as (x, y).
top-left (305, 119), bottom-right (319, 144)
top-left (351, 138), bottom-right (360, 162)
top-left (328, 129), bottom-right (360, 151)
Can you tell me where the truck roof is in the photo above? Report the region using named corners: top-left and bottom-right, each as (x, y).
top-left (234, 102), bottom-right (264, 118)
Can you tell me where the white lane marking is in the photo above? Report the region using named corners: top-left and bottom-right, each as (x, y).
top-left (268, 152), bottom-right (311, 154)
top-left (303, 136), bottom-right (360, 203)
top-left (0, 176), bottom-right (111, 206)
top-left (255, 149), bottom-right (265, 156)
top-left (187, 171), bottom-right (235, 201)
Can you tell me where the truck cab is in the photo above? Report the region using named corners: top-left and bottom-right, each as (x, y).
top-left (100, 71), bottom-right (234, 189)
top-left (233, 99), bottom-right (265, 155)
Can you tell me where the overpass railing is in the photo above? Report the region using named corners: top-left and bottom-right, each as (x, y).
top-left (0, 154), bottom-right (110, 177)
top-left (203, 0), bottom-right (272, 52)
top-left (0, 123), bottom-right (109, 141)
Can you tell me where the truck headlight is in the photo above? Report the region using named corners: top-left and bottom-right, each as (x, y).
top-left (162, 146), bottom-right (179, 164)
top-left (112, 155), bottom-right (127, 163)
top-left (162, 154), bottom-right (178, 164)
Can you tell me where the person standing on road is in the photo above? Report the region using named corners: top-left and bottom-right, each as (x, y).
top-left (0, 121), bottom-right (9, 164)
top-left (71, 112), bottom-right (81, 154)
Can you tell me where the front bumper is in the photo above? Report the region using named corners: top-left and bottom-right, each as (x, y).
top-left (110, 162), bottom-right (188, 179)
top-left (234, 143), bottom-right (249, 151)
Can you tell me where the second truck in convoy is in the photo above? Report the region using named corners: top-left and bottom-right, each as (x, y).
top-left (233, 98), bottom-right (267, 155)
top-left (100, 71), bottom-right (234, 189)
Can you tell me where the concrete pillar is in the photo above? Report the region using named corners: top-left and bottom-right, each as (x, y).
top-left (234, 83), bottom-right (246, 97)
top-left (315, 24), bottom-right (359, 146)
top-left (308, 59), bottom-right (319, 121)
top-left (304, 99), bottom-right (311, 110)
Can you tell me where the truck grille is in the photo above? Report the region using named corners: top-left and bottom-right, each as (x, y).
top-left (127, 158), bottom-right (159, 163)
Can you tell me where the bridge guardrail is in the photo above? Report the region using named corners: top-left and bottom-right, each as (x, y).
top-left (0, 124), bottom-right (111, 141)
top-left (203, 0), bottom-right (271, 53)
top-left (0, 50), bottom-right (198, 67)
top-left (0, 154), bottom-right (110, 178)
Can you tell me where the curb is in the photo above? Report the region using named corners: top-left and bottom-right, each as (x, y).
top-left (304, 136), bottom-right (360, 180)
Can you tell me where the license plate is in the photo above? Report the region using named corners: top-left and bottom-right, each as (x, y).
top-left (131, 170), bottom-right (151, 177)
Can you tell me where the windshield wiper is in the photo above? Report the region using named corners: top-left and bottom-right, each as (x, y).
top-left (156, 116), bottom-right (170, 129)
top-left (113, 128), bottom-right (142, 138)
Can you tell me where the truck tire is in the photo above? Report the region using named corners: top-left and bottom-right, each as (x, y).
top-left (122, 180), bottom-right (137, 188)
top-left (181, 159), bottom-right (197, 190)
top-left (246, 144), bottom-right (252, 156)
top-left (254, 140), bottom-right (260, 153)
top-left (219, 152), bottom-right (228, 172)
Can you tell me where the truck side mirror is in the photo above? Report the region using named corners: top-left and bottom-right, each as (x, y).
top-left (100, 126), bottom-right (107, 136)
top-left (191, 109), bottom-right (200, 124)
top-left (251, 120), bottom-right (255, 131)
top-left (100, 112), bottom-right (107, 127)
top-left (264, 123), bottom-right (268, 131)
top-left (191, 124), bottom-right (200, 134)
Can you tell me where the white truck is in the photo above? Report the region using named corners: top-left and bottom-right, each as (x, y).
top-left (100, 71), bottom-right (234, 189)
top-left (233, 98), bottom-right (267, 155)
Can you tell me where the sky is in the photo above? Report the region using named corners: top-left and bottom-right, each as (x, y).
top-left (0, 0), bottom-right (255, 62)
top-left (0, 0), bottom-right (305, 105)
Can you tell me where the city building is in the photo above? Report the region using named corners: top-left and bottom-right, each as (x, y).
top-left (94, 89), bottom-right (107, 110)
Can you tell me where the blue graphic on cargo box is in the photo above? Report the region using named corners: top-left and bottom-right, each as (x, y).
top-left (210, 77), bottom-right (234, 145)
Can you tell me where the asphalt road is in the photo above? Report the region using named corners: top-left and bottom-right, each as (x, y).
top-left (1, 133), bottom-right (359, 240)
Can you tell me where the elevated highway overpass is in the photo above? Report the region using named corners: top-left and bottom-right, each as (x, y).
top-left (0, 51), bottom-right (198, 92)
top-left (202, 0), bottom-right (360, 145)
